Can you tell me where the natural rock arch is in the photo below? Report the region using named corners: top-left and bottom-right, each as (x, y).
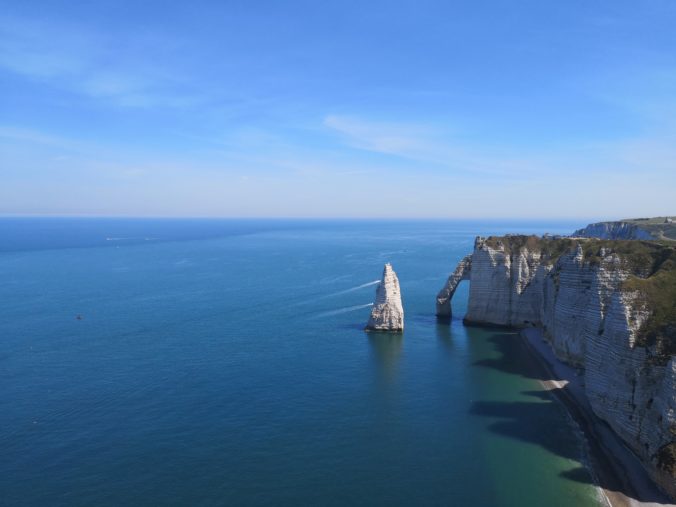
top-left (436, 255), bottom-right (472, 319)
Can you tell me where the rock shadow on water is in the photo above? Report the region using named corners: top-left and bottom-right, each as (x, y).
top-left (469, 388), bottom-right (612, 501)
top-left (368, 333), bottom-right (403, 385)
top-left (470, 396), bottom-right (583, 462)
top-left (472, 330), bottom-right (562, 382)
top-left (520, 389), bottom-right (554, 401)
top-left (435, 322), bottom-right (454, 353)
top-left (470, 329), bottom-right (671, 504)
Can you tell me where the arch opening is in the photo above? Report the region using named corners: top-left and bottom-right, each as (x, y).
top-left (435, 254), bottom-right (472, 321)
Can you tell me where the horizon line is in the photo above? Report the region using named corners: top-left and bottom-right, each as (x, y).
top-left (0, 213), bottom-right (633, 222)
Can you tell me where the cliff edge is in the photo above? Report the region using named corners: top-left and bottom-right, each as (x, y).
top-left (438, 235), bottom-right (675, 498)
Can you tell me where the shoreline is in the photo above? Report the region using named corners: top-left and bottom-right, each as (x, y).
top-left (519, 327), bottom-right (674, 507)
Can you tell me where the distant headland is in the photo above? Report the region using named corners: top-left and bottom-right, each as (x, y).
top-left (573, 216), bottom-right (676, 241)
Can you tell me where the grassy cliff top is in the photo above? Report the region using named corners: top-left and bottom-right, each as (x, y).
top-left (482, 235), bottom-right (675, 356)
top-left (482, 235), bottom-right (576, 262)
top-left (482, 235), bottom-right (673, 271)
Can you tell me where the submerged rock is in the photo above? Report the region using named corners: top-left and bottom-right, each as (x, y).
top-left (366, 263), bottom-right (404, 332)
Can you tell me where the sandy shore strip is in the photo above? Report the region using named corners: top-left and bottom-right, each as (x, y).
top-left (520, 328), bottom-right (674, 507)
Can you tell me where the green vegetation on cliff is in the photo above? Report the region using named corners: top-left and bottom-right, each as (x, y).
top-left (622, 246), bottom-right (676, 356)
top-left (657, 442), bottom-right (676, 479)
top-left (621, 217), bottom-right (676, 241)
top-left (483, 235), bottom-right (575, 263)
top-left (482, 235), bottom-right (676, 357)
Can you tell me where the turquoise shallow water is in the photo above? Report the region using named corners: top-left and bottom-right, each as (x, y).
top-left (0, 219), bottom-right (600, 506)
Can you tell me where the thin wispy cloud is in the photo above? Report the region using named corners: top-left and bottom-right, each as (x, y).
top-left (323, 115), bottom-right (584, 179)
top-left (0, 2), bottom-right (674, 218)
top-left (323, 115), bottom-right (518, 177)
top-left (0, 125), bottom-right (76, 147)
top-left (323, 108), bottom-right (676, 185)
top-left (323, 115), bottom-right (435, 155)
top-left (0, 14), bottom-right (201, 108)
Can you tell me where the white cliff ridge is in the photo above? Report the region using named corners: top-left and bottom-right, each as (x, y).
top-left (573, 221), bottom-right (654, 240)
top-left (437, 235), bottom-right (676, 498)
top-left (366, 263), bottom-right (404, 332)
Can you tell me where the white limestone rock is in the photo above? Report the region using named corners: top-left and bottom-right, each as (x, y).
top-left (436, 236), bottom-right (675, 497)
top-left (573, 221), bottom-right (653, 240)
top-left (463, 237), bottom-right (549, 327)
top-left (366, 263), bottom-right (404, 332)
top-left (436, 254), bottom-right (471, 319)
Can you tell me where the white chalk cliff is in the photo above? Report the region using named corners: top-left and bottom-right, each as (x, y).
top-left (573, 221), bottom-right (653, 240)
top-left (438, 236), bottom-right (676, 497)
top-left (366, 263), bottom-right (404, 332)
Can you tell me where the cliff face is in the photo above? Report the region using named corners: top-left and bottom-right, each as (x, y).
top-left (464, 238), bottom-right (551, 327)
top-left (573, 221), bottom-right (657, 240)
top-left (572, 216), bottom-right (676, 241)
top-left (366, 263), bottom-right (404, 332)
top-left (439, 236), bottom-right (676, 496)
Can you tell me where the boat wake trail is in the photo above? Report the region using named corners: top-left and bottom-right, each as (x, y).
top-left (321, 280), bottom-right (380, 299)
top-left (313, 303), bottom-right (374, 318)
top-left (291, 279), bottom-right (380, 308)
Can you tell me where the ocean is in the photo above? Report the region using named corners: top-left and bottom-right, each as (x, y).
top-left (0, 218), bottom-right (601, 506)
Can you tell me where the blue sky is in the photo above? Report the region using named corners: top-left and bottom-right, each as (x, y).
top-left (1, 0), bottom-right (675, 218)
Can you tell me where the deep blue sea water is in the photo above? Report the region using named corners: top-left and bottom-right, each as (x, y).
top-left (0, 218), bottom-right (601, 506)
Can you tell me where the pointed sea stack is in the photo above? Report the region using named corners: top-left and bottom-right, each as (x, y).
top-left (365, 263), bottom-right (404, 332)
